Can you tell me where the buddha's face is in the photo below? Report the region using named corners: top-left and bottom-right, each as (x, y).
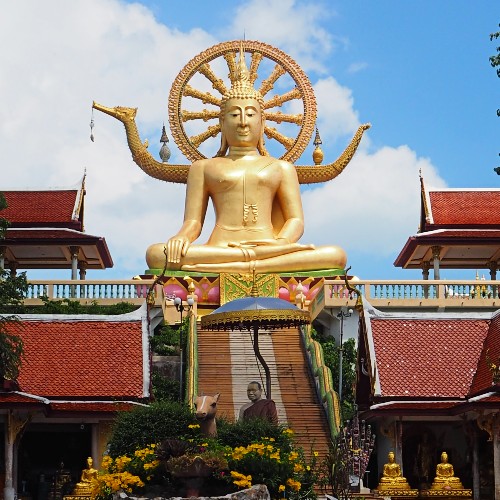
top-left (221, 98), bottom-right (263, 148)
top-left (247, 382), bottom-right (262, 402)
top-left (388, 452), bottom-right (395, 463)
top-left (87, 457), bottom-right (93, 467)
top-left (441, 452), bottom-right (448, 463)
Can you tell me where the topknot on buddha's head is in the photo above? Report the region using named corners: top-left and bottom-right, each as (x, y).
top-left (220, 43), bottom-right (265, 114)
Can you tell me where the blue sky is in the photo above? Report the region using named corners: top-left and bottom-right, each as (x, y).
top-left (1, 1), bottom-right (498, 281)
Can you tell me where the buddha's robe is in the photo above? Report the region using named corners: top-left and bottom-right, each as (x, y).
top-left (243, 399), bottom-right (278, 424)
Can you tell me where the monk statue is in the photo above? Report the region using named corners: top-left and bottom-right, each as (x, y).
top-left (72, 457), bottom-right (98, 496)
top-left (430, 452), bottom-right (464, 490)
top-left (92, 41), bottom-right (370, 275)
top-left (376, 451), bottom-right (412, 491)
top-left (239, 381), bottom-right (278, 424)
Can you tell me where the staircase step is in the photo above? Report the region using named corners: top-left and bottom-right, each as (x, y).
top-left (196, 325), bottom-right (332, 464)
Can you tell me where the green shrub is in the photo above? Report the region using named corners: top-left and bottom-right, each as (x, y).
top-left (216, 417), bottom-right (291, 449)
top-left (108, 401), bottom-right (196, 457)
top-left (28, 297), bottom-right (139, 315)
top-left (151, 324), bottom-right (180, 355)
top-left (151, 368), bottom-right (180, 402)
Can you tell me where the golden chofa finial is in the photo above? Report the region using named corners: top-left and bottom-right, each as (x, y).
top-left (312, 127), bottom-right (324, 165)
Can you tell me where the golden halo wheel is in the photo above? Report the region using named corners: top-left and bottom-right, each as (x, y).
top-left (168, 40), bottom-right (317, 163)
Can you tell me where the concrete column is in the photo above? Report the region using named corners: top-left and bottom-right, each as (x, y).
top-left (69, 246), bottom-right (79, 280)
top-left (78, 261), bottom-right (87, 280)
top-left (472, 425), bottom-right (480, 500)
top-left (494, 414), bottom-right (500, 500)
top-left (0, 246), bottom-right (6, 270)
top-left (395, 419), bottom-right (403, 474)
top-left (431, 246), bottom-right (441, 280)
top-left (489, 261), bottom-right (498, 281)
top-left (8, 262), bottom-right (17, 278)
top-left (3, 411), bottom-right (30, 500)
top-left (422, 261), bottom-right (430, 280)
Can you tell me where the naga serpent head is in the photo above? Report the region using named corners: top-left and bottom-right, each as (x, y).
top-left (92, 101), bottom-right (137, 123)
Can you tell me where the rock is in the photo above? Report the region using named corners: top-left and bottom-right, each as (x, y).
top-left (115, 484), bottom-right (270, 500)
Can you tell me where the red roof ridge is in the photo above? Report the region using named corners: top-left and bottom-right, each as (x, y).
top-left (427, 187), bottom-right (500, 193)
top-left (2, 175), bottom-right (85, 193)
top-left (364, 301), bottom-right (494, 320)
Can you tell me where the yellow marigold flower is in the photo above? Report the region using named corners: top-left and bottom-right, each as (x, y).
top-left (286, 478), bottom-right (301, 491)
top-left (306, 465), bottom-right (311, 471)
top-left (279, 485), bottom-right (285, 492)
top-left (313, 451), bottom-right (319, 457)
top-left (289, 451), bottom-right (299, 461)
top-left (294, 463), bottom-right (304, 473)
top-left (188, 424), bottom-right (200, 429)
top-left (201, 443), bottom-right (208, 447)
top-left (101, 456), bottom-right (113, 471)
top-left (283, 428), bottom-right (294, 436)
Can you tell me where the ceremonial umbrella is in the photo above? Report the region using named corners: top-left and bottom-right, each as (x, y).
top-left (201, 295), bottom-right (310, 399)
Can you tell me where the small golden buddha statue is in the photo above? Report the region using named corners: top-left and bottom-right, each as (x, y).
top-left (72, 457), bottom-right (98, 496)
top-left (376, 451), bottom-right (412, 491)
top-left (430, 452), bottom-right (464, 490)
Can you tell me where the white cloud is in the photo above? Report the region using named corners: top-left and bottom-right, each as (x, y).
top-left (226, 0), bottom-right (336, 73)
top-left (0, 0), bottom-right (447, 281)
top-left (0, 0), bottom-right (216, 277)
top-left (302, 145), bottom-right (447, 257)
top-left (314, 77), bottom-right (361, 141)
top-left (347, 62), bottom-right (369, 74)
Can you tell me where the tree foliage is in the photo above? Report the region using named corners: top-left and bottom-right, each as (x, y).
top-left (0, 193), bottom-right (29, 380)
top-left (312, 328), bottom-right (357, 421)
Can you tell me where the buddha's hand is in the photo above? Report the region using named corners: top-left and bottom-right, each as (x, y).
top-left (166, 235), bottom-right (190, 264)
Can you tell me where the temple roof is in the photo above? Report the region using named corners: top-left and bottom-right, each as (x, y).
top-left (2, 178), bottom-right (85, 230)
top-left (394, 179), bottom-right (500, 269)
top-left (357, 303), bottom-right (500, 415)
top-left (3, 228), bottom-right (113, 269)
top-left (0, 305), bottom-right (150, 414)
top-left (1, 177), bottom-right (113, 271)
top-left (423, 189), bottom-right (500, 229)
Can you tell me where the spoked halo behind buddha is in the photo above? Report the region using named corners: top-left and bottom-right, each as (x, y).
top-left (93, 41), bottom-right (370, 274)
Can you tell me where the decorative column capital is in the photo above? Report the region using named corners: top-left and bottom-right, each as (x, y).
top-left (69, 246), bottom-right (80, 259)
top-left (431, 245), bottom-right (442, 259)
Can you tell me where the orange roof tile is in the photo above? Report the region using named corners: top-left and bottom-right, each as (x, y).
top-left (427, 190), bottom-right (500, 228)
top-left (469, 312), bottom-right (500, 395)
top-left (2, 188), bottom-right (82, 228)
top-left (5, 314), bottom-right (147, 399)
top-left (370, 317), bottom-right (489, 398)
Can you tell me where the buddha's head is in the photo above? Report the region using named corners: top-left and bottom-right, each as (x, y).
top-left (388, 451), bottom-right (395, 463)
top-left (217, 44), bottom-right (267, 156)
top-left (441, 452), bottom-right (448, 463)
top-left (86, 457), bottom-right (93, 468)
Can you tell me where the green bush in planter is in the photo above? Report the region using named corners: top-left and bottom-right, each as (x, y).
top-left (108, 401), bottom-right (196, 457)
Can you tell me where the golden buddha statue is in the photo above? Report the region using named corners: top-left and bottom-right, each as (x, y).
top-left (72, 457), bottom-right (98, 496)
top-left (376, 451), bottom-right (412, 491)
top-left (93, 41), bottom-right (370, 275)
top-left (145, 49), bottom-right (345, 274)
top-left (430, 452), bottom-right (464, 490)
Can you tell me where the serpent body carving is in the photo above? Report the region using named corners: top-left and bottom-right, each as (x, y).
top-left (92, 101), bottom-right (369, 185)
